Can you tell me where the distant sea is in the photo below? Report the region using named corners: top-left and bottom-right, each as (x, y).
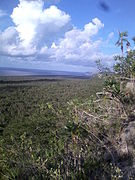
top-left (0, 67), bottom-right (91, 77)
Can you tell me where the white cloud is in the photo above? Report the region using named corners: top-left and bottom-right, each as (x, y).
top-left (11, 0), bottom-right (43, 47)
top-left (0, 0), bottom-right (114, 72)
top-left (108, 32), bottom-right (114, 39)
top-left (11, 0), bottom-right (71, 47)
top-left (0, 0), bottom-right (71, 57)
top-left (38, 18), bottom-right (106, 67)
top-left (0, 26), bottom-right (37, 57)
top-left (84, 18), bottom-right (104, 36)
top-left (0, 27), bottom-right (18, 55)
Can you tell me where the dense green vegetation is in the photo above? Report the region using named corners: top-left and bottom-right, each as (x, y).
top-left (0, 76), bottom-right (104, 179)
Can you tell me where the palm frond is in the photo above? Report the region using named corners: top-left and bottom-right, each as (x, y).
top-left (123, 38), bottom-right (128, 42)
top-left (132, 36), bottom-right (135, 44)
top-left (122, 31), bottom-right (128, 37)
top-left (126, 41), bottom-right (130, 47)
top-left (115, 39), bottom-right (120, 46)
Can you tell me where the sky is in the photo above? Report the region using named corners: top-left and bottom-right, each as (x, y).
top-left (0, 0), bottom-right (135, 72)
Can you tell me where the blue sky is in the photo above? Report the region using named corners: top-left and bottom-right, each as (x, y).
top-left (0, 0), bottom-right (135, 72)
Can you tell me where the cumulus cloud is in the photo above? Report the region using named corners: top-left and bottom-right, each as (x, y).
top-left (0, 26), bottom-right (37, 57)
top-left (38, 18), bottom-right (105, 66)
top-left (0, 27), bottom-right (18, 55)
top-left (11, 0), bottom-right (71, 47)
top-left (0, 0), bottom-right (71, 57)
top-left (0, 0), bottom-right (114, 71)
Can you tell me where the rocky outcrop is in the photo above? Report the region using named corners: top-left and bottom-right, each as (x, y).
top-left (119, 119), bottom-right (135, 179)
top-left (126, 82), bottom-right (135, 93)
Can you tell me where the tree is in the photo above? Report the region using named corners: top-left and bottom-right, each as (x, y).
top-left (114, 32), bottom-right (135, 77)
top-left (113, 32), bottom-right (135, 95)
top-left (115, 31), bottom-right (130, 56)
top-left (132, 36), bottom-right (135, 44)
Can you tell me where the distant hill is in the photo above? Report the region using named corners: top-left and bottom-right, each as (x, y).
top-left (0, 67), bottom-right (91, 77)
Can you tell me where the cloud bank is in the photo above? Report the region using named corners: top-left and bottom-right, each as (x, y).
top-left (0, 0), bottom-right (114, 72)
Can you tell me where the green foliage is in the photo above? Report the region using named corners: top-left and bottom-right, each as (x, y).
top-left (114, 50), bottom-right (135, 77)
top-left (104, 76), bottom-right (121, 94)
top-left (0, 77), bottom-right (104, 179)
top-left (96, 59), bottom-right (110, 75)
